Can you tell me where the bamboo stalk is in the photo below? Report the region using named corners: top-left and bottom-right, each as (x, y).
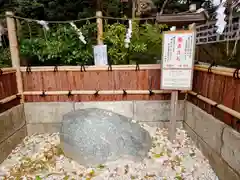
top-left (19, 64), bottom-right (239, 79)
top-left (217, 104), bottom-right (240, 120)
top-left (0, 68), bottom-right (16, 75)
top-left (0, 94), bottom-right (18, 104)
top-left (23, 90), bottom-right (186, 95)
top-left (194, 67), bottom-right (234, 77)
top-left (20, 64), bottom-right (161, 72)
top-left (189, 91), bottom-right (240, 120)
top-left (194, 64), bottom-right (237, 73)
top-left (188, 91), bottom-right (217, 106)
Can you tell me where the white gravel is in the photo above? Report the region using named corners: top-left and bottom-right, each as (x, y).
top-left (0, 123), bottom-right (219, 180)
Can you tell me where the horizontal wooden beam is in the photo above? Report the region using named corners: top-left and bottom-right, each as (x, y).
top-left (194, 67), bottom-right (234, 77)
top-left (0, 94), bottom-right (18, 104)
top-left (19, 63), bottom-right (239, 78)
top-left (194, 63), bottom-right (237, 73)
top-left (194, 63), bottom-right (239, 77)
top-left (156, 12), bottom-right (207, 24)
top-left (23, 90), bottom-right (187, 95)
top-left (0, 67), bottom-right (16, 75)
top-left (189, 91), bottom-right (240, 120)
top-left (20, 64), bottom-right (160, 72)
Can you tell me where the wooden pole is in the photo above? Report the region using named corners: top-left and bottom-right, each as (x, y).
top-left (167, 27), bottom-right (181, 142)
top-left (136, 0), bottom-right (141, 18)
top-left (96, 11), bottom-right (103, 45)
top-left (6, 11), bottom-right (24, 103)
top-left (132, 0), bottom-right (136, 19)
top-left (169, 91), bottom-right (178, 142)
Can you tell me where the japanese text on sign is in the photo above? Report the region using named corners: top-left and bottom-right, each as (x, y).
top-left (162, 31), bottom-right (194, 69)
top-left (161, 30), bottom-right (195, 90)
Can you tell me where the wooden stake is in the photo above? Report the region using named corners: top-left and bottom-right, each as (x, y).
top-left (169, 90), bottom-right (178, 142)
top-left (6, 11), bottom-right (24, 103)
top-left (136, 0), bottom-right (141, 18)
top-left (96, 11), bottom-right (103, 45)
top-left (132, 0), bottom-right (136, 19)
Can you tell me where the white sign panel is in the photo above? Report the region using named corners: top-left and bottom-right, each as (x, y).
top-left (93, 45), bottom-right (108, 65)
top-left (161, 30), bottom-right (195, 90)
top-left (162, 69), bottom-right (192, 88)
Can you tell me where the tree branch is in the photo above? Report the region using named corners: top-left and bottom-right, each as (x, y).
top-left (160, 0), bottom-right (171, 15)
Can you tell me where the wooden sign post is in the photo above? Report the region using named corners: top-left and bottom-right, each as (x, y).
top-left (160, 30), bottom-right (196, 142)
top-left (96, 11), bottom-right (103, 45)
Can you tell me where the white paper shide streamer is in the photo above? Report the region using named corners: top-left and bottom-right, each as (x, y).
top-left (70, 22), bottom-right (86, 44)
top-left (213, 0), bottom-right (221, 7)
top-left (215, 0), bottom-right (227, 34)
top-left (124, 20), bottom-right (132, 48)
top-left (37, 20), bottom-right (50, 31)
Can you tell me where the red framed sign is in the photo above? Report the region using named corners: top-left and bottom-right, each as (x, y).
top-left (160, 30), bottom-right (196, 90)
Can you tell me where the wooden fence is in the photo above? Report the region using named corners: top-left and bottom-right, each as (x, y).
top-left (189, 65), bottom-right (240, 131)
top-left (20, 65), bottom-right (185, 102)
top-left (0, 68), bottom-right (20, 113)
top-left (0, 64), bottom-right (240, 131)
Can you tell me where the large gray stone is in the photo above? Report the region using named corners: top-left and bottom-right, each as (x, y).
top-left (60, 108), bottom-right (152, 167)
top-left (74, 101), bottom-right (134, 119)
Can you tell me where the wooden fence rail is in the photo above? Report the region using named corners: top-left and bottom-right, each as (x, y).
top-left (20, 65), bottom-right (185, 102)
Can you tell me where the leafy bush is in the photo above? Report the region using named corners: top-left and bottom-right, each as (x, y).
top-left (102, 21), bottom-right (167, 64)
top-left (20, 22), bottom-right (97, 65)
top-left (19, 21), bottom-right (167, 65)
top-left (0, 48), bottom-right (11, 67)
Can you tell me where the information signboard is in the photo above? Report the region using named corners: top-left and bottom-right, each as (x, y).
top-left (161, 30), bottom-right (196, 90)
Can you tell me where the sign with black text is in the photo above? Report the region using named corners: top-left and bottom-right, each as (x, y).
top-left (161, 30), bottom-right (196, 90)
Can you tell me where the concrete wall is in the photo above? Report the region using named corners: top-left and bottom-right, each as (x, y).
top-left (184, 102), bottom-right (240, 180)
top-left (0, 104), bottom-right (27, 163)
top-left (24, 100), bottom-right (184, 135)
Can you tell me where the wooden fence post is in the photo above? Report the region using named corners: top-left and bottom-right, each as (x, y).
top-left (188, 23), bottom-right (196, 30)
top-left (6, 11), bottom-right (24, 103)
top-left (96, 11), bottom-right (103, 45)
top-left (169, 91), bottom-right (178, 142)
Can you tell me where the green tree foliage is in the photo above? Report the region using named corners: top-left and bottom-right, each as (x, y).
top-left (0, 48), bottom-right (11, 67)
top-left (19, 22), bottom-right (167, 65)
top-left (20, 22), bottom-right (97, 65)
top-left (14, 0), bottom-right (96, 20)
top-left (104, 22), bottom-right (167, 64)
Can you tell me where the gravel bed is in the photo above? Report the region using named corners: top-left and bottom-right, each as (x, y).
top-left (0, 123), bottom-right (219, 180)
